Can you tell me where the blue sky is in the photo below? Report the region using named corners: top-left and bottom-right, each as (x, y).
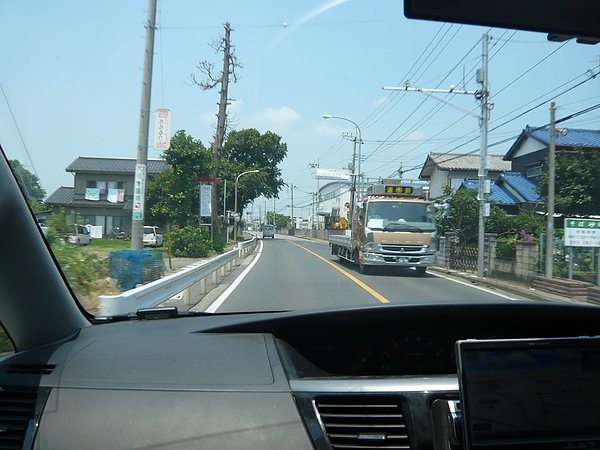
top-left (0, 0), bottom-right (598, 215)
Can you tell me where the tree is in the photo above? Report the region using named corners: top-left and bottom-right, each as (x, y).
top-left (146, 130), bottom-right (213, 227)
top-left (220, 128), bottom-right (287, 215)
top-left (538, 147), bottom-right (600, 216)
top-left (8, 159), bottom-right (46, 211)
top-left (266, 211), bottom-right (290, 229)
top-left (435, 187), bottom-right (544, 243)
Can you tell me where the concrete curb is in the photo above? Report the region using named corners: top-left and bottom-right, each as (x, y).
top-left (428, 266), bottom-right (589, 305)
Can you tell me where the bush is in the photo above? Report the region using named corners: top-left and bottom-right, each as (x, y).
top-left (212, 236), bottom-right (226, 253)
top-left (51, 243), bottom-right (107, 294)
top-left (170, 226), bottom-right (212, 258)
top-left (496, 237), bottom-right (516, 259)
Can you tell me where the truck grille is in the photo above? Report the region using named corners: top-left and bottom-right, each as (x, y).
top-left (380, 245), bottom-right (424, 254)
top-left (315, 395), bottom-right (411, 449)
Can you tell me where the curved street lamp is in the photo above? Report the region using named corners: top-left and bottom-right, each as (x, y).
top-left (234, 169), bottom-right (259, 241)
top-left (322, 114), bottom-right (362, 233)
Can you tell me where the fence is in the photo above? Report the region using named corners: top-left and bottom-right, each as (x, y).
top-left (99, 237), bottom-right (258, 316)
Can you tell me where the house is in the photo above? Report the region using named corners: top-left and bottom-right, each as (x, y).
top-left (459, 172), bottom-right (543, 215)
top-left (504, 126), bottom-right (600, 181)
top-left (45, 157), bottom-right (168, 236)
top-left (418, 152), bottom-right (511, 199)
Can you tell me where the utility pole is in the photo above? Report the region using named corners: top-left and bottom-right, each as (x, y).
top-left (131, 0), bottom-right (157, 250)
top-left (545, 102), bottom-right (557, 278)
top-left (382, 32), bottom-right (491, 278)
top-left (273, 196), bottom-right (276, 226)
top-left (477, 33), bottom-right (490, 280)
top-left (291, 184), bottom-right (294, 232)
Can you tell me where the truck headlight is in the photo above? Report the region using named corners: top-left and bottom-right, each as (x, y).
top-left (364, 242), bottom-right (377, 252)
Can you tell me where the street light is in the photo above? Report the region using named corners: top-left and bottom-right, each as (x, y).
top-left (234, 169), bottom-right (259, 241)
top-left (322, 114), bottom-right (362, 232)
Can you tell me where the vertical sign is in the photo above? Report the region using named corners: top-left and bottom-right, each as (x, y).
top-left (133, 164), bottom-right (146, 221)
top-left (200, 184), bottom-right (212, 217)
top-left (154, 109), bottom-right (172, 150)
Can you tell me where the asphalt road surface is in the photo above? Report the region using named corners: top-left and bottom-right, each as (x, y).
top-left (208, 235), bottom-right (518, 313)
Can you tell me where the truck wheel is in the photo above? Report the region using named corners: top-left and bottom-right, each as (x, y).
top-left (355, 251), bottom-right (369, 274)
top-left (415, 267), bottom-right (427, 276)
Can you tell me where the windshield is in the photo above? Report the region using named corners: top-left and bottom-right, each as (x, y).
top-left (1, 1), bottom-right (599, 320)
top-left (367, 201), bottom-right (434, 231)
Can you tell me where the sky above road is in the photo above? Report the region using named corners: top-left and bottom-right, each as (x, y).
top-left (0, 0), bottom-right (598, 215)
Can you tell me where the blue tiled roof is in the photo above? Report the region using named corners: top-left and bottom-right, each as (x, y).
top-left (527, 126), bottom-right (600, 147)
top-left (505, 126), bottom-right (600, 160)
top-left (459, 178), bottom-right (522, 206)
top-left (497, 172), bottom-right (542, 203)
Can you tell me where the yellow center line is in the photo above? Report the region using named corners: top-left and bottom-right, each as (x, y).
top-left (288, 241), bottom-right (390, 304)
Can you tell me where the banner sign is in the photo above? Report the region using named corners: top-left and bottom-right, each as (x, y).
top-left (132, 164), bottom-right (146, 221)
top-left (565, 218), bottom-right (600, 247)
top-left (154, 109), bottom-right (172, 150)
top-left (315, 168), bottom-right (350, 180)
top-left (200, 184), bottom-right (212, 217)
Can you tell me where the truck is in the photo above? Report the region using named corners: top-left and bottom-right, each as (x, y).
top-left (329, 183), bottom-right (436, 275)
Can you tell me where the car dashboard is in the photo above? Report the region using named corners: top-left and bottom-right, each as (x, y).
top-left (1, 301), bottom-right (600, 449)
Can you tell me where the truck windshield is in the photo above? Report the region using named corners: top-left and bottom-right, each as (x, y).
top-left (367, 201), bottom-right (434, 232)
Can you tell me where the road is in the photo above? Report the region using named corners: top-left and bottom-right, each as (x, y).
top-left (206, 235), bottom-right (515, 313)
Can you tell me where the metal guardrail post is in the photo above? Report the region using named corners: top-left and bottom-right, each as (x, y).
top-left (182, 288), bottom-right (190, 306)
top-left (200, 278), bottom-right (206, 295)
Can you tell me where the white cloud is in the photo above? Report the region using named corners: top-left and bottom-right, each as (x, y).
top-left (406, 130), bottom-right (425, 141)
top-left (312, 121), bottom-right (351, 138)
top-left (251, 106), bottom-right (302, 132)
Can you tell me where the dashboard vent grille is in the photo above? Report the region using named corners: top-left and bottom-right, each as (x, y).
top-left (8, 364), bottom-right (55, 375)
top-left (0, 390), bottom-right (38, 450)
top-left (315, 395), bottom-right (411, 449)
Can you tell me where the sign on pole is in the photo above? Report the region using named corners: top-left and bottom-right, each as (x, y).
top-left (133, 164), bottom-right (146, 221)
top-left (154, 109), bottom-right (172, 150)
top-left (564, 218), bottom-right (600, 247)
top-left (315, 168), bottom-right (350, 180)
top-left (200, 184), bottom-right (212, 217)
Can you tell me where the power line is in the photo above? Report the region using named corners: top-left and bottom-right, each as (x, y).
top-left (0, 80), bottom-right (38, 178)
top-left (400, 102), bottom-right (600, 175)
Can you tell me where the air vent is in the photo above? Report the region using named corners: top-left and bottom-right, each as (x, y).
top-left (0, 390), bottom-right (38, 450)
top-left (315, 395), bottom-right (411, 449)
top-left (7, 364), bottom-right (55, 375)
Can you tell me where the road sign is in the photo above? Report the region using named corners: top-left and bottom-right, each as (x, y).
top-left (565, 218), bottom-right (600, 247)
top-left (198, 177), bottom-right (222, 183)
top-left (200, 184), bottom-right (212, 217)
top-left (154, 109), bottom-right (172, 150)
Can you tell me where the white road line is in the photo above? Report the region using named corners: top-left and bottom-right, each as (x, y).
top-left (429, 271), bottom-right (520, 301)
top-left (205, 239), bottom-right (264, 313)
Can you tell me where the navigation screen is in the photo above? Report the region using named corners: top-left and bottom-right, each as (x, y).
top-left (457, 338), bottom-right (600, 449)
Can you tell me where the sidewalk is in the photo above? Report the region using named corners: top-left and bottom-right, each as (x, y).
top-left (428, 266), bottom-right (590, 305)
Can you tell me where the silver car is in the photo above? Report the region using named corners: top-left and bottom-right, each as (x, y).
top-left (67, 225), bottom-right (91, 246)
top-left (262, 224), bottom-right (275, 239)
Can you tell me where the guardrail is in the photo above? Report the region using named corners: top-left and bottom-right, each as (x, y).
top-left (99, 236), bottom-right (258, 316)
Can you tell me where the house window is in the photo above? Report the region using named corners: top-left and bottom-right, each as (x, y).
top-left (526, 165), bottom-right (542, 178)
top-left (86, 180), bottom-right (97, 188)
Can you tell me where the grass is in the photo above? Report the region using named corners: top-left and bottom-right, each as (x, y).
top-left (88, 238), bottom-right (132, 252)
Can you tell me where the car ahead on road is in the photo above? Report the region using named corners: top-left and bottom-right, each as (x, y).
top-left (262, 224), bottom-right (275, 239)
top-left (1, 2), bottom-right (599, 450)
top-left (143, 226), bottom-right (164, 247)
top-left (67, 224), bottom-right (91, 246)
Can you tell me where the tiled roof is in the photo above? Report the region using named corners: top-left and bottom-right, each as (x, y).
top-left (504, 126), bottom-right (600, 160)
top-left (45, 187), bottom-right (74, 205)
top-left (65, 157), bottom-right (169, 174)
top-left (419, 153), bottom-right (510, 178)
top-left (460, 179), bottom-right (520, 205)
top-left (497, 172), bottom-right (542, 203)
top-left (45, 186), bottom-right (132, 209)
top-left (460, 172), bottom-right (544, 206)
